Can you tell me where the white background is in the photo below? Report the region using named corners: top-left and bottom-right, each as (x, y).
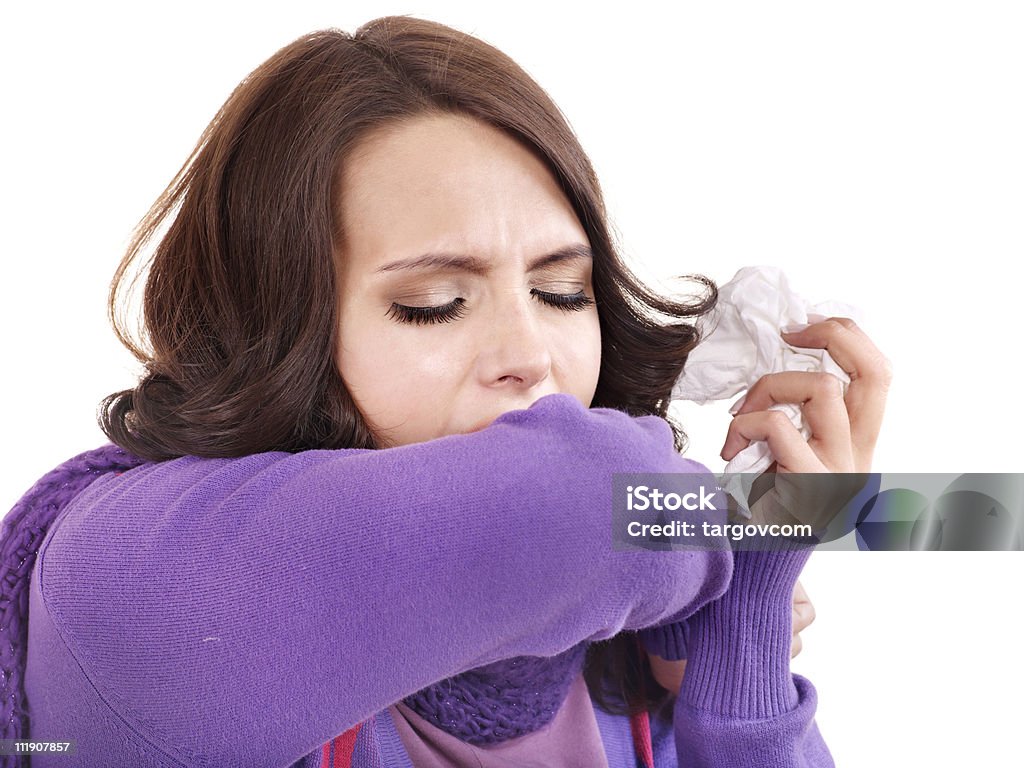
top-left (3, 2), bottom-right (1022, 764)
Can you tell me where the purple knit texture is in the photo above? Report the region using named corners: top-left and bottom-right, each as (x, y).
top-left (638, 616), bottom-right (690, 661)
top-left (0, 444), bottom-right (148, 759)
top-left (681, 543), bottom-right (812, 719)
top-left (401, 641), bottom-right (587, 745)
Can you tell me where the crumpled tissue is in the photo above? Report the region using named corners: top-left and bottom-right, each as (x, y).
top-left (672, 265), bottom-right (864, 512)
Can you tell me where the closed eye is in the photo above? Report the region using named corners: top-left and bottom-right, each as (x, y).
top-left (386, 289), bottom-right (595, 325)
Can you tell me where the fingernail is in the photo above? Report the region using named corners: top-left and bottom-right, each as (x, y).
top-left (728, 394), bottom-right (747, 415)
top-left (807, 313), bottom-right (829, 323)
top-left (780, 322), bottom-right (809, 334)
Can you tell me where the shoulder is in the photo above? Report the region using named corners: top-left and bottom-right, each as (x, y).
top-left (4, 443), bottom-right (152, 596)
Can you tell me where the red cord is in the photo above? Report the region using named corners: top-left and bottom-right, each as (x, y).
top-left (630, 636), bottom-right (656, 768)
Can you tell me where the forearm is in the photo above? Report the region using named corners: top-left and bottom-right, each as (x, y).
top-left (677, 546), bottom-right (832, 766)
top-left (36, 394), bottom-right (732, 764)
top-left (641, 542), bottom-right (833, 767)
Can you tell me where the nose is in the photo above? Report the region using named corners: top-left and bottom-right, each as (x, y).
top-left (477, 291), bottom-right (552, 390)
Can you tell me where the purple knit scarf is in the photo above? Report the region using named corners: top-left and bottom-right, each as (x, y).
top-left (401, 641), bottom-right (589, 745)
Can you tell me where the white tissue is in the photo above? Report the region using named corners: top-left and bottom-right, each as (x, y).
top-left (672, 266), bottom-right (864, 510)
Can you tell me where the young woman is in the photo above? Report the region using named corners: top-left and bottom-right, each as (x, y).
top-left (2, 15), bottom-right (890, 768)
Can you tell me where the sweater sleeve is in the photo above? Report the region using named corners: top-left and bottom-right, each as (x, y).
top-left (29, 393), bottom-right (732, 767)
top-left (669, 544), bottom-right (835, 767)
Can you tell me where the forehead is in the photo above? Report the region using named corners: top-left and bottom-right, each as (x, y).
top-left (335, 112), bottom-right (587, 272)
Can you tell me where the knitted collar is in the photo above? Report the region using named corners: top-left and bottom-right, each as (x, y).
top-left (401, 641), bottom-right (588, 745)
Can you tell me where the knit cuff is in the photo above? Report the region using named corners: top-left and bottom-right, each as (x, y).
top-left (638, 619), bottom-right (689, 661)
top-left (679, 543), bottom-right (812, 719)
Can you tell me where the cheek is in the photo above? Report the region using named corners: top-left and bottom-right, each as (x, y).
top-left (339, 333), bottom-right (413, 403)
top-left (337, 316), bottom-right (467, 432)
top-left (336, 310), bottom-right (402, 419)
top-left (577, 309), bottom-right (602, 364)
top-left (552, 310), bottom-right (602, 393)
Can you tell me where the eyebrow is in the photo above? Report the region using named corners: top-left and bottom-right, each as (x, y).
top-left (373, 243), bottom-right (594, 275)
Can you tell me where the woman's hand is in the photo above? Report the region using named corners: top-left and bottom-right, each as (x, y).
top-left (651, 317), bottom-right (889, 696)
top-left (648, 579), bottom-right (817, 693)
top-left (721, 316), bottom-right (892, 530)
top-left (720, 316), bottom-right (892, 474)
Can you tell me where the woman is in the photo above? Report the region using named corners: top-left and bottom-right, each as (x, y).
top-left (2, 15), bottom-right (889, 767)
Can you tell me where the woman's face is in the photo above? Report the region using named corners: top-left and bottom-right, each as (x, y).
top-left (334, 113), bottom-right (601, 447)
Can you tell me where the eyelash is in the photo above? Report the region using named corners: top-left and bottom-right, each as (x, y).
top-left (387, 290), bottom-right (595, 325)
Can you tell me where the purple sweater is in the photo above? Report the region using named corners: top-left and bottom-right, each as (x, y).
top-left (18, 393), bottom-right (831, 766)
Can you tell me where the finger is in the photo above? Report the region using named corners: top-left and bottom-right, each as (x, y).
top-left (792, 580), bottom-right (812, 611)
top-left (792, 596), bottom-right (816, 634)
top-left (721, 409), bottom-right (829, 474)
top-left (792, 581), bottom-right (816, 652)
top-left (782, 316), bottom-right (889, 386)
top-left (816, 318), bottom-right (894, 458)
top-left (780, 317), bottom-right (892, 469)
top-left (730, 371), bottom-right (854, 471)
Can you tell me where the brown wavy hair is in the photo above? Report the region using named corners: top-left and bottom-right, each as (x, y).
top-left (100, 16), bottom-right (718, 718)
